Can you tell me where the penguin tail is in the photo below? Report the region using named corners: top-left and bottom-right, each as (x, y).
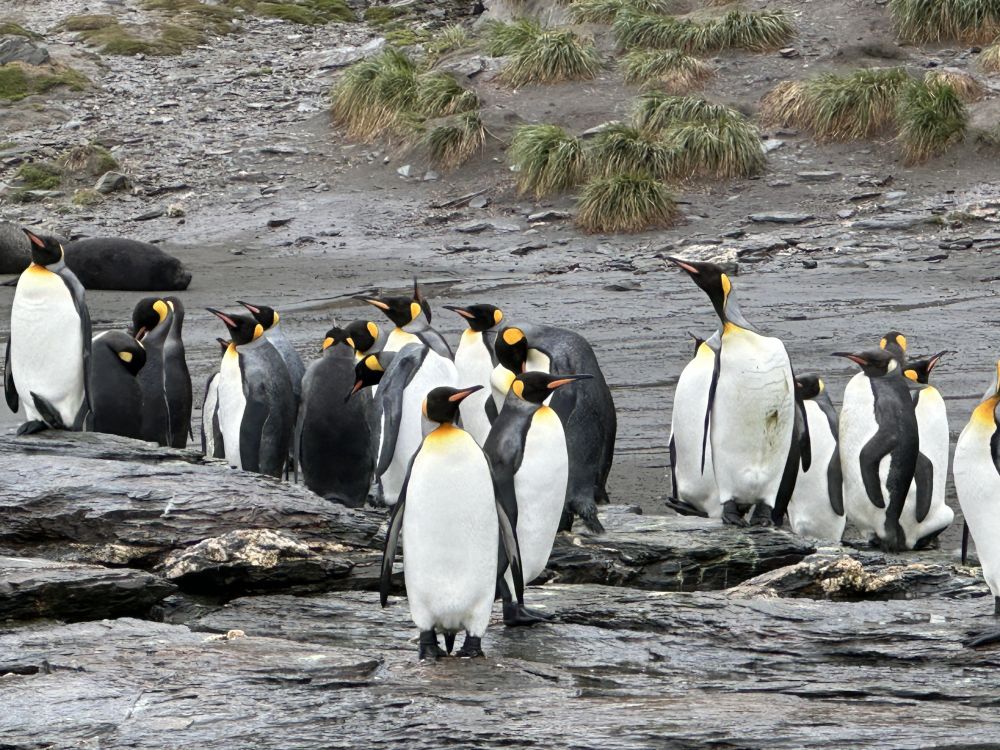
top-left (29, 392), bottom-right (67, 430)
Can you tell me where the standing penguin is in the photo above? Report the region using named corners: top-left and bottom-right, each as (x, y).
top-left (209, 308), bottom-right (295, 478)
top-left (238, 301), bottom-right (306, 400)
top-left (4, 229), bottom-right (91, 433)
top-left (201, 337), bottom-right (229, 459)
top-left (296, 327), bottom-right (374, 506)
top-left (163, 297), bottom-right (192, 448)
top-left (444, 303), bottom-right (504, 445)
top-left (901, 352), bottom-right (954, 549)
top-left (359, 279), bottom-right (453, 359)
top-left (836, 348), bottom-right (919, 551)
top-left (485, 371), bottom-right (592, 626)
top-left (954, 360), bottom-right (1000, 615)
top-left (667, 258), bottom-right (794, 526)
top-left (89, 331), bottom-right (146, 440)
top-left (380, 385), bottom-right (524, 659)
top-left (784, 375), bottom-right (845, 542)
top-left (493, 324), bottom-right (617, 533)
top-left (131, 297), bottom-right (192, 448)
top-left (667, 333), bottom-right (721, 519)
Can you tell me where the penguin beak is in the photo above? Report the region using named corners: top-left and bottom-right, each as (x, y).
top-left (22, 228), bottom-right (46, 249)
top-left (832, 352), bottom-right (868, 366)
top-left (346, 379), bottom-right (364, 401)
top-left (135, 326), bottom-right (148, 342)
top-left (927, 350), bottom-right (953, 373)
top-left (448, 385), bottom-right (484, 403)
top-left (357, 297), bottom-right (390, 311)
top-left (666, 256), bottom-right (700, 275)
top-left (237, 300), bottom-right (261, 314)
top-left (443, 305), bottom-right (475, 320)
top-left (207, 308), bottom-right (237, 328)
top-left (547, 374), bottom-right (593, 389)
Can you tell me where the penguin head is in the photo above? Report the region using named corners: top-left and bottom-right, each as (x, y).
top-left (903, 350), bottom-right (950, 384)
top-left (360, 294), bottom-right (420, 329)
top-left (216, 337), bottom-right (230, 357)
top-left (879, 331), bottom-right (907, 363)
top-left (97, 331), bottom-right (147, 376)
top-left (666, 257), bottom-right (754, 331)
top-left (321, 326), bottom-right (353, 352)
top-left (495, 327), bottom-right (529, 374)
top-left (421, 385), bottom-right (483, 424)
top-left (345, 319), bottom-right (382, 355)
top-left (444, 304), bottom-right (504, 333)
top-left (131, 297), bottom-right (170, 340)
top-left (349, 353), bottom-right (387, 399)
top-left (511, 372), bottom-right (593, 404)
top-left (22, 229), bottom-right (63, 267)
top-left (832, 349), bottom-right (901, 378)
top-left (207, 308), bottom-right (263, 346)
top-left (794, 374), bottom-right (824, 401)
top-left (238, 301), bottom-right (279, 330)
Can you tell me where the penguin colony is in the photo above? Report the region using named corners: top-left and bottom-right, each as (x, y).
top-left (5, 228), bottom-right (1000, 657)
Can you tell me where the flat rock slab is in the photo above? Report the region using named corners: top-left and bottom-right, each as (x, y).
top-left (0, 555), bottom-right (175, 622)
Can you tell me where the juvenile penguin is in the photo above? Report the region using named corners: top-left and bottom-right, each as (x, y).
top-left (131, 297), bottom-right (192, 448)
top-left (954, 360), bottom-right (1000, 615)
top-left (209, 309), bottom-right (295, 478)
top-left (836, 348), bottom-right (919, 551)
top-left (4, 229), bottom-right (91, 433)
top-left (201, 337), bottom-right (229, 459)
top-left (89, 331), bottom-right (146, 440)
top-left (380, 385), bottom-right (524, 659)
top-left (667, 333), bottom-right (721, 519)
top-left (360, 279), bottom-right (453, 359)
top-left (668, 258), bottom-right (794, 526)
top-left (493, 324), bottom-right (616, 533)
top-left (901, 352), bottom-right (954, 549)
top-left (784, 375), bottom-right (845, 542)
top-left (444, 303), bottom-right (504, 445)
top-left (485, 371), bottom-right (592, 626)
top-left (297, 327), bottom-right (374, 506)
top-left (238, 301), bottom-right (306, 400)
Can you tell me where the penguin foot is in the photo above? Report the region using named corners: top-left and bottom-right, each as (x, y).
top-left (16, 420), bottom-right (50, 436)
top-left (664, 496), bottom-right (709, 518)
top-left (456, 635), bottom-right (484, 658)
top-left (520, 606), bottom-right (555, 622)
top-left (721, 501), bottom-right (748, 527)
top-left (749, 504), bottom-right (774, 527)
top-left (878, 522), bottom-right (907, 553)
top-left (417, 629), bottom-right (447, 660)
top-left (444, 631), bottom-right (456, 655)
top-left (503, 601), bottom-right (548, 627)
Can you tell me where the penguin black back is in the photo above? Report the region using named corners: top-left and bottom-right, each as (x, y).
top-left (90, 331), bottom-right (146, 440)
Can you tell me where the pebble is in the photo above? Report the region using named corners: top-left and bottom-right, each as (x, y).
top-left (95, 172), bottom-right (129, 194)
top-left (528, 210), bottom-right (571, 222)
top-left (397, 164), bottom-right (414, 178)
top-left (797, 170), bottom-right (843, 182)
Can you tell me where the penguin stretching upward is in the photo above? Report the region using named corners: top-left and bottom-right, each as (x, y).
top-left (485, 371), bottom-right (591, 626)
top-left (209, 309), bottom-right (295, 478)
top-left (238, 301), bottom-right (306, 401)
top-left (493, 324), bottom-right (616, 533)
top-left (360, 279), bottom-right (453, 359)
top-left (836, 348), bottom-right (918, 552)
top-left (954, 360), bottom-right (1000, 616)
top-left (380, 385), bottom-right (524, 659)
top-left (90, 331), bottom-right (146, 440)
top-left (5, 229), bottom-right (91, 433)
top-left (201, 338), bottom-right (229, 459)
top-left (445, 303), bottom-right (504, 446)
top-left (667, 258), bottom-right (794, 526)
top-left (297, 327), bottom-right (374, 507)
top-left (901, 352), bottom-right (954, 549)
top-left (131, 297), bottom-right (192, 448)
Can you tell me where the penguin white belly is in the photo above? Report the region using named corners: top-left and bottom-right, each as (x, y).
top-left (454, 332), bottom-right (494, 446)
top-left (490, 364), bottom-right (515, 412)
top-left (403, 428), bottom-right (498, 636)
top-left (203, 374), bottom-right (220, 456)
top-left (383, 328), bottom-right (421, 354)
top-left (902, 389), bottom-right (953, 548)
top-left (670, 348), bottom-right (720, 518)
top-left (788, 400), bottom-right (845, 542)
top-left (10, 267), bottom-right (85, 425)
top-left (217, 349), bottom-right (246, 470)
top-left (955, 420), bottom-right (1000, 598)
top-left (711, 329), bottom-right (793, 507)
top-left (839, 373), bottom-right (883, 538)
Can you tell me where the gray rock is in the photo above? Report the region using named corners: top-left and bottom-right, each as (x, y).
top-left (469, 195), bottom-right (490, 209)
top-left (837, 209), bottom-right (856, 219)
top-left (436, 55), bottom-right (486, 79)
top-left (762, 138), bottom-right (785, 152)
top-left (580, 120), bottom-right (621, 139)
top-left (396, 164), bottom-right (413, 178)
top-left (748, 212), bottom-right (815, 224)
top-left (422, 170), bottom-right (439, 181)
top-left (797, 170), bottom-right (843, 182)
top-left (454, 220), bottom-right (492, 233)
top-left (851, 213), bottom-right (932, 230)
top-left (95, 171), bottom-right (129, 194)
top-left (527, 210), bottom-right (571, 222)
top-left (0, 36), bottom-right (49, 66)
top-left (315, 37), bottom-right (385, 69)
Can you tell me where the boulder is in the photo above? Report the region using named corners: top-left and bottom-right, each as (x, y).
top-left (0, 36), bottom-right (49, 66)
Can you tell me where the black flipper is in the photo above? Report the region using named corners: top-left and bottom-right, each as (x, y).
top-left (798, 395), bottom-right (812, 473)
top-left (376, 347), bottom-right (425, 477)
top-left (668, 434), bottom-right (679, 502)
top-left (858, 433), bottom-right (891, 509)
top-left (3, 337), bottom-right (17, 413)
top-left (772, 397), bottom-right (804, 526)
top-left (30, 392), bottom-right (66, 430)
top-left (991, 426), bottom-right (1000, 477)
top-left (16, 420), bottom-right (49, 435)
top-left (495, 494), bottom-right (525, 606)
top-left (962, 522), bottom-right (970, 566)
top-left (485, 395), bottom-right (498, 425)
top-left (379, 463), bottom-right (411, 607)
top-left (238, 397), bottom-right (269, 474)
top-left (913, 451), bottom-right (934, 524)
top-left (828, 443), bottom-right (845, 516)
top-left (700, 339), bottom-right (722, 474)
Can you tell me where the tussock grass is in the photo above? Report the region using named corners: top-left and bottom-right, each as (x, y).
top-left (331, 48), bottom-right (420, 139)
top-left (613, 8), bottom-right (793, 53)
top-left (631, 91), bottom-right (727, 131)
top-left (0, 22), bottom-right (41, 39)
top-left (142, 0), bottom-right (238, 34)
top-left (925, 68), bottom-right (984, 101)
top-left (425, 112), bottom-right (485, 169)
top-left (61, 14), bottom-right (118, 31)
top-left (567, 0), bottom-right (676, 24)
top-left (499, 28), bottom-right (602, 86)
top-left (982, 40), bottom-right (1000, 72)
top-left (661, 110), bottom-right (764, 178)
top-left (60, 144), bottom-right (119, 176)
top-left (0, 62), bottom-right (89, 101)
top-left (416, 71), bottom-right (479, 117)
top-left (427, 24), bottom-right (470, 57)
top-left (15, 162), bottom-right (62, 190)
top-left (587, 123), bottom-right (674, 179)
top-left (897, 78), bottom-right (967, 164)
top-left (482, 18), bottom-right (544, 56)
top-left (890, 0), bottom-right (1000, 43)
top-left (621, 48), bottom-right (713, 92)
top-left (508, 124), bottom-right (588, 197)
top-left (576, 172), bottom-right (678, 233)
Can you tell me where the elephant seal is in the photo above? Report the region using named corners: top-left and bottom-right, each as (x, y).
top-left (0, 221), bottom-right (31, 274)
top-left (64, 237), bottom-right (192, 291)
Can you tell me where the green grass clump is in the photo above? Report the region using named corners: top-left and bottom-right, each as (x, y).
top-left (72, 189), bottom-right (103, 207)
top-left (621, 48), bottom-right (713, 92)
top-left (567, 0), bottom-right (676, 24)
top-left (576, 172), bottom-right (678, 233)
top-left (499, 29), bottom-right (602, 86)
top-left (0, 22), bottom-right (41, 38)
top-left (896, 78), bottom-right (967, 164)
top-left (426, 24), bottom-right (469, 58)
top-left (60, 144), bottom-right (120, 177)
top-left (631, 91), bottom-right (726, 131)
top-left (760, 67), bottom-right (911, 142)
top-left (982, 40), bottom-right (1000, 72)
top-left (16, 162), bottom-right (62, 190)
top-left (925, 68), bottom-right (984, 101)
top-left (587, 123), bottom-right (674, 179)
top-left (416, 71), bottom-right (479, 117)
top-left (890, 0), bottom-right (1000, 43)
top-left (61, 14), bottom-right (118, 31)
top-left (142, 0), bottom-right (239, 34)
top-left (661, 109), bottom-right (764, 178)
top-left (482, 18), bottom-right (544, 56)
top-left (331, 48), bottom-right (420, 139)
top-left (364, 5), bottom-right (406, 25)
top-left (0, 62), bottom-right (89, 101)
top-left (424, 112), bottom-right (485, 169)
top-left (509, 124), bottom-right (588, 197)
top-left (613, 8), bottom-right (793, 53)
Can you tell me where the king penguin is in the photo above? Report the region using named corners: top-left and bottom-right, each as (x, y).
top-left (4, 229), bottom-right (91, 433)
top-left (485, 371), bottom-right (591, 626)
top-left (89, 331), bottom-right (146, 440)
top-left (296, 327), bottom-right (374, 507)
top-left (380, 385), bottom-right (524, 659)
top-left (900, 352), bottom-right (954, 549)
top-left (667, 258), bottom-right (794, 526)
top-left (359, 279), bottom-right (453, 359)
top-left (493, 323), bottom-right (617, 533)
top-left (201, 337), bottom-right (229, 459)
top-left (238, 301), bottom-right (306, 401)
top-left (835, 347), bottom-right (919, 551)
top-left (667, 333), bottom-right (721, 519)
top-left (209, 308), bottom-right (295, 478)
top-left (345, 318), bottom-right (388, 362)
top-left (954, 360), bottom-right (1000, 616)
top-left (444, 303), bottom-right (504, 446)
top-left (131, 297), bottom-right (192, 448)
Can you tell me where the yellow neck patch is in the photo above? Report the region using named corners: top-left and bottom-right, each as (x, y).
top-left (512, 380), bottom-right (525, 400)
top-left (153, 299), bottom-right (169, 322)
top-left (253, 323), bottom-right (264, 341)
top-left (367, 321), bottom-right (379, 339)
top-left (409, 301), bottom-right (422, 322)
top-left (972, 396), bottom-right (1000, 429)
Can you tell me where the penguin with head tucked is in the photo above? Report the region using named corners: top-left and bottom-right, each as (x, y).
top-left (485, 371), bottom-right (591, 626)
top-left (359, 279), bottom-right (453, 359)
top-left (667, 258), bottom-right (795, 527)
top-left (201, 337), bottom-right (229, 459)
top-left (444, 303), bottom-right (504, 446)
top-left (835, 347), bottom-right (918, 551)
top-left (345, 318), bottom-right (388, 362)
top-left (296, 326), bottom-right (374, 507)
top-left (89, 331), bottom-right (145, 440)
top-left (209, 308), bottom-right (295, 478)
top-left (4, 229), bottom-right (92, 433)
top-left (238, 301), bottom-right (305, 401)
top-left (492, 323), bottom-right (616, 534)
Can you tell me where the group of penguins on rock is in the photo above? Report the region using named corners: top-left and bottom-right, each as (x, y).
top-left (6, 228), bottom-right (1000, 657)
